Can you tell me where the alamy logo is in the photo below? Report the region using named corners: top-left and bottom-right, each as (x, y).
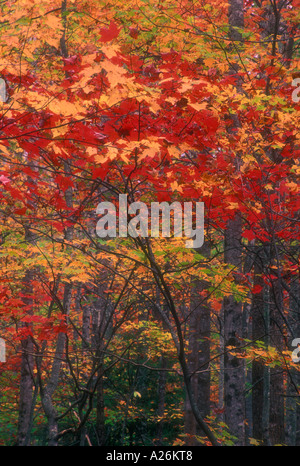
top-left (291, 338), bottom-right (300, 363)
top-left (0, 78), bottom-right (6, 103)
top-left (96, 194), bottom-right (204, 248)
top-left (292, 78), bottom-right (300, 103)
top-left (0, 338), bottom-right (5, 363)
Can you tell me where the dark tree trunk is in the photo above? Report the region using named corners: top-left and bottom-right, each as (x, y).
top-left (251, 250), bottom-right (266, 442)
top-left (96, 366), bottom-right (106, 445)
top-left (156, 355), bottom-right (167, 445)
top-left (17, 180), bottom-right (37, 445)
top-left (222, 0), bottom-right (246, 445)
top-left (223, 215), bottom-right (245, 445)
top-left (91, 282), bottom-right (111, 446)
top-left (17, 316), bottom-right (34, 445)
top-left (197, 298), bottom-right (211, 430)
top-left (184, 243), bottom-right (211, 445)
top-left (184, 303), bottom-right (200, 445)
top-left (285, 273), bottom-right (300, 445)
top-left (269, 274), bottom-right (285, 445)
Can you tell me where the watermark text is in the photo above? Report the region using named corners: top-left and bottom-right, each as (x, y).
top-left (96, 195), bottom-right (204, 248)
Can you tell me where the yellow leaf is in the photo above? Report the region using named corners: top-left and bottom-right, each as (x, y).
top-left (120, 152), bottom-right (130, 163)
top-left (44, 14), bottom-right (63, 32)
top-left (101, 59), bottom-right (127, 88)
top-left (148, 100), bottom-right (161, 113)
top-left (46, 37), bottom-right (60, 48)
top-left (138, 141), bottom-right (161, 161)
top-left (94, 154), bottom-right (109, 164)
top-left (227, 202), bottom-right (239, 210)
top-left (0, 144), bottom-right (10, 156)
top-left (170, 181), bottom-right (183, 193)
top-left (165, 96), bottom-right (177, 105)
top-left (291, 164), bottom-right (300, 175)
top-left (249, 438), bottom-right (261, 446)
top-left (48, 99), bottom-right (85, 117)
top-left (98, 88), bottom-right (126, 107)
top-left (203, 57), bottom-right (215, 67)
top-left (86, 147), bottom-right (97, 158)
top-left (101, 44), bottom-right (120, 59)
top-left (286, 181), bottom-right (299, 192)
top-left (94, 146), bottom-right (119, 164)
top-left (179, 78), bottom-right (207, 94)
top-left (51, 124), bottom-right (68, 139)
top-left (78, 62), bottom-right (103, 88)
top-left (168, 146), bottom-right (182, 159)
top-left (188, 100), bottom-right (207, 112)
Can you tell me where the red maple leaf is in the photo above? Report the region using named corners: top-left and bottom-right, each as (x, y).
top-left (252, 284), bottom-right (263, 294)
top-left (100, 21), bottom-right (120, 43)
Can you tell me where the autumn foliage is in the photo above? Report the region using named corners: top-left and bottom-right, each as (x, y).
top-left (0, 0), bottom-right (299, 447)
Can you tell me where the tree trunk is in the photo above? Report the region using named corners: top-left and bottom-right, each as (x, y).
top-left (269, 271), bottom-right (285, 445)
top-left (17, 170), bottom-right (37, 445)
top-left (39, 0), bottom-right (74, 446)
top-left (223, 215), bottom-right (245, 445)
top-left (96, 365), bottom-right (106, 445)
top-left (251, 249), bottom-right (265, 442)
top-left (197, 298), bottom-right (211, 434)
top-left (91, 282), bottom-right (110, 445)
top-left (41, 282), bottom-right (73, 445)
top-left (285, 272), bottom-right (300, 445)
top-left (184, 303), bottom-right (200, 445)
top-left (185, 243), bottom-right (211, 445)
top-left (222, 0), bottom-right (246, 445)
top-left (156, 355), bottom-right (167, 445)
top-left (17, 292), bottom-right (34, 445)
